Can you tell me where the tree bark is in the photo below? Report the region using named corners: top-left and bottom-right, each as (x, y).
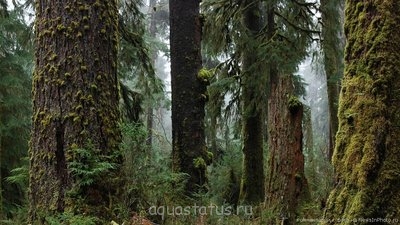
top-left (170, 0), bottom-right (207, 195)
top-left (265, 75), bottom-right (308, 224)
top-left (239, 0), bottom-right (265, 205)
top-left (29, 0), bottom-right (121, 222)
top-left (324, 1), bottom-right (400, 223)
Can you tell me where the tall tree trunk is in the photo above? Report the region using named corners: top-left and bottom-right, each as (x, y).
top-left (265, 74), bottom-right (308, 224)
top-left (324, 1), bottom-right (400, 223)
top-left (146, 0), bottom-right (158, 148)
top-left (320, 0), bottom-right (344, 160)
top-left (29, 0), bottom-right (121, 222)
top-left (170, 0), bottom-right (207, 195)
top-left (239, 0), bottom-right (265, 205)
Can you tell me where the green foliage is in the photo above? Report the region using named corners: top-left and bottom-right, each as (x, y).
top-left (118, 0), bottom-right (164, 99)
top-left (292, 74), bottom-right (307, 97)
top-left (206, 59), bottom-right (242, 140)
top-left (320, 0), bottom-right (344, 83)
top-left (68, 145), bottom-right (116, 188)
top-left (44, 212), bottom-right (98, 225)
top-left (5, 157), bottom-right (29, 189)
top-left (0, 1), bottom-right (33, 219)
top-left (120, 122), bottom-right (188, 223)
top-left (118, 0), bottom-right (166, 128)
top-left (118, 0), bottom-right (153, 78)
top-left (0, 206), bottom-right (28, 224)
top-left (208, 139), bottom-right (242, 206)
top-left (202, 0), bottom-right (318, 72)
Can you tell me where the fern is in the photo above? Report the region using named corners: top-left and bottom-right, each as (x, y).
top-left (68, 147), bottom-right (116, 188)
top-left (5, 161), bottom-right (28, 188)
top-left (45, 212), bottom-right (98, 225)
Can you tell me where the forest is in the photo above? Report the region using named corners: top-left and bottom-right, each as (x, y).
top-left (0, 0), bottom-right (399, 224)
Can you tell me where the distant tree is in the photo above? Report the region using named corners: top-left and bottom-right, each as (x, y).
top-left (324, 1), bottom-right (400, 222)
top-left (170, 0), bottom-right (208, 195)
top-left (29, 0), bottom-right (122, 222)
top-left (145, 0), bottom-right (158, 149)
top-left (202, 0), bottom-right (267, 205)
top-left (320, 0), bottom-right (344, 160)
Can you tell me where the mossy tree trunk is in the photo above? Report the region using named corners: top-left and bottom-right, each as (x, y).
top-left (239, 0), bottom-right (265, 205)
top-left (265, 75), bottom-right (308, 224)
top-left (320, 0), bottom-right (344, 160)
top-left (170, 0), bottom-right (208, 195)
top-left (29, 0), bottom-right (121, 222)
top-left (324, 1), bottom-right (400, 223)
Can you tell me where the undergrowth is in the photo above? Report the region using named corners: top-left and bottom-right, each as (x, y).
top-left (2, 122), bottom-right (331, 224)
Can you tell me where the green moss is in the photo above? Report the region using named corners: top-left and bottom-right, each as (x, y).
top-left (71, 21), bottom-right (79, 28)
top-left (93, 0), bottom-right (101, 8)
top-left (56, 24), bottom-right (65, 32)
top-left (73, 116), bottom-right (81, 123)
top-left (40, 114), bottom-right (53, 127)
top-left (324, 1), bottom-right (400, 223)
top-left (75, 90), bottom-right (83, 98)
top-left (193, 157), bottom-right (206, 169)
top-left (206, 151), bottom-right (213, 161)
top-left (41, 30), bottom-right (52, 37)
top-left (74, 105), bottom-right (83, 111)
top-left (287, 95), bottom-right (302, 112)
top-left (197, 68), bottom-right (214, 83)
top-left (79, 5), bottom-right (88, 11)
top-left (48, 53), bottom-right (57, 61)
top-left (56, 79), bottom-right (66, 86)
top-left (64, 112), bottom-right (78, 120)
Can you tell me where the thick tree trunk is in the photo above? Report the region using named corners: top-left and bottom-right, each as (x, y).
top-left (324, 1), bottom-right (400, 223)
top-left (320, 0), bottom-right (344, 160)
top-left (29, 0), bottom-right (121, 222)
top-left (170, 0), bottom-right (207, 195)
top-left (239, 0), bottom-right (265, 205)
top-left (265, 75), bottom-right (308, 224)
